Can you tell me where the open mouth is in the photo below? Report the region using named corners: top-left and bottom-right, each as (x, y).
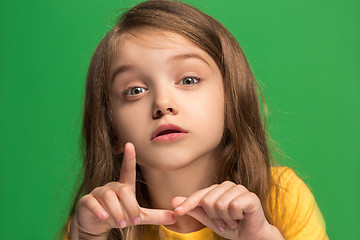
top-left (157, 129), bottom-right (181, 136)
top-left (151, 124), bottom-right (187, 141)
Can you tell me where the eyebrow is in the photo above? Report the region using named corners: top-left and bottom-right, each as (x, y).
top-left (111, 65), bottom-right (135, 83)
top-left (111, 53), bottom-right (211, 83)
top-left (170, 53), bottom-right (211, 67)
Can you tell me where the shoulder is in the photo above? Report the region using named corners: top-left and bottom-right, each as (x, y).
top-left (269, 167), bottom-right (328, 240)
top-left (270, 167), bottom-right (316, 205)
top-left (270, 166), bottom-right (303, 187)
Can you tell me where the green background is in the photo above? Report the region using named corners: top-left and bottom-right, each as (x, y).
top-left (1, 0), bottom-right (359, 239)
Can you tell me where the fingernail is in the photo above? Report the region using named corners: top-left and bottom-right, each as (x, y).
top-left (218, 224), bottom-right (226, 232)
top-left (132, 217), bottom-right (141, 225)
top-left (118, 220), bottom-right (126, 229)
top-left (174, 206), bottom-right (183, 213)
top-left (99, 210), bottom-right (107, 219)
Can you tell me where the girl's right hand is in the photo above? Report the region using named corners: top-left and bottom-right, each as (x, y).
top-left (72, 142), bottom-right (177, 236)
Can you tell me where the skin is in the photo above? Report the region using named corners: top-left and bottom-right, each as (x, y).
top-left (71, 30), bottom-right (284, 240)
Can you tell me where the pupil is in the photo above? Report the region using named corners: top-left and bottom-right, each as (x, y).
top-left (186, 78), bottom-right (192, 84)
top-left (132, 88), bottom-right (141, 95)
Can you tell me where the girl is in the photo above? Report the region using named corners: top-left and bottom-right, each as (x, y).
top-left (64, 0), bottom-right (328, 239)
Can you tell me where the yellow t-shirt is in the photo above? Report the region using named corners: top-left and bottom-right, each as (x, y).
top-left (143, 225), bottom-right (221, 240)
top-left (65, 167), bottom-right (328, 240)
top-left (268, 167), bottom-right (328, 240)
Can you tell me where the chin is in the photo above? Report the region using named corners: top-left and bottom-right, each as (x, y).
top-left (138, 151), bottom-right (196, 171)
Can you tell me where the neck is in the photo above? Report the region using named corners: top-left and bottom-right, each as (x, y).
top-left (140, 153), bottom-right (217, 233)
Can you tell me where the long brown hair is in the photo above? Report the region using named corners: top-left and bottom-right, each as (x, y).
top-left (64, 0), bottom-right (280, 239)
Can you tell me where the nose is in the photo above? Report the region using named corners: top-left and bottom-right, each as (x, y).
top-left (152, 90), bottom-right (178, 119)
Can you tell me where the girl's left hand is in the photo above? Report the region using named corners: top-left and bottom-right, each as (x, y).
top-left (172, 181), bottom-right (283, 240)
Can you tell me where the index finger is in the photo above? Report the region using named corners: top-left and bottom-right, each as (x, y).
top-left (174, 185), bottom-right (217, 216)
top-left (139, 207), bottom-right (177, 226)
top-left (119, 142), bottom-right (136, 191)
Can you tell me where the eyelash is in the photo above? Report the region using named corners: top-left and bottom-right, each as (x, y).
top-left (123, 75), bottom-right (201, 96)
top-left (178, 75), bottom-right (201, 86)
top-left (124, 86), bottom-right (147, 96)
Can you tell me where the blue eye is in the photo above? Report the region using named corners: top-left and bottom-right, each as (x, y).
top-left (126, 87), bottom-right (147, 95)
top-left (179, 76), bottom-right (200, 85)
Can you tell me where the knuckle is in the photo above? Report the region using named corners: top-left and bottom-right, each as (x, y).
top-left (79, 194), bottom-right (92, 206)
top-left (91, 186), bottom-right (102, 194)
top-left (235, 184), bottom-right (247, 192)
top-left (104, 182), bottom-right (120, 190)
top-left (102, 189), bottom-right (116, 200)
top-left (116, 185), bottom-right (132, 198)
top-left (229, 199), bottom-right (242, 210)
top-left (248, 192), bottom-right (261, 207)
top-left (200, 197), bottom-right (212, 207)
top-left (119, 184), bottom-right (132, 194)
top-left (104, 182), bottom-right (115, 188)
top-left (248, 192), bottom-right (260, 202)
top-left (222, 181), bottom-right (235, 186)
top-left (214, 201), bottom-right (227, 211)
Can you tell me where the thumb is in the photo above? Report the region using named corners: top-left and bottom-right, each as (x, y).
top-left (183, 207), bottom-right (210, 227)
top-left (186, 208), bottom-right (227, 237)
top-left (172, 196), bottom-right (209, 226)
top-left (172, 196), bottom-right (187, 209)
top-left (172, 197), bottom-right (220, 233)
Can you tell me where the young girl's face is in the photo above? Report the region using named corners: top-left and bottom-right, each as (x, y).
top-left (110, 29), bottom-right (224, 171)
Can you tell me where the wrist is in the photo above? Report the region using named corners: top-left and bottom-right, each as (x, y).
top-left (76, 223), bottom-right (109, 240)
top-left (261, 224), bottom-right (284, 240)
top-left (70, 217), bottom-right (109, 240)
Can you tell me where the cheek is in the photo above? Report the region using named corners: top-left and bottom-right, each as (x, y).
top-left (204, 101), bottom-right (224, 140)
top-left (190, 86), bottom-right (225, 140)
top-left (207, 84), bottom-right (225, 139)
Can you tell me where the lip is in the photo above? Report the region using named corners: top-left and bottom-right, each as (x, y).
top-left (151, 124), bottom-right (188, 142)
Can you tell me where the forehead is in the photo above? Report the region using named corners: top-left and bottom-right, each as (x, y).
top-left (116, 29), bottom-right (199, 51)
top-left (111, 29), bottom-right (214, 66)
